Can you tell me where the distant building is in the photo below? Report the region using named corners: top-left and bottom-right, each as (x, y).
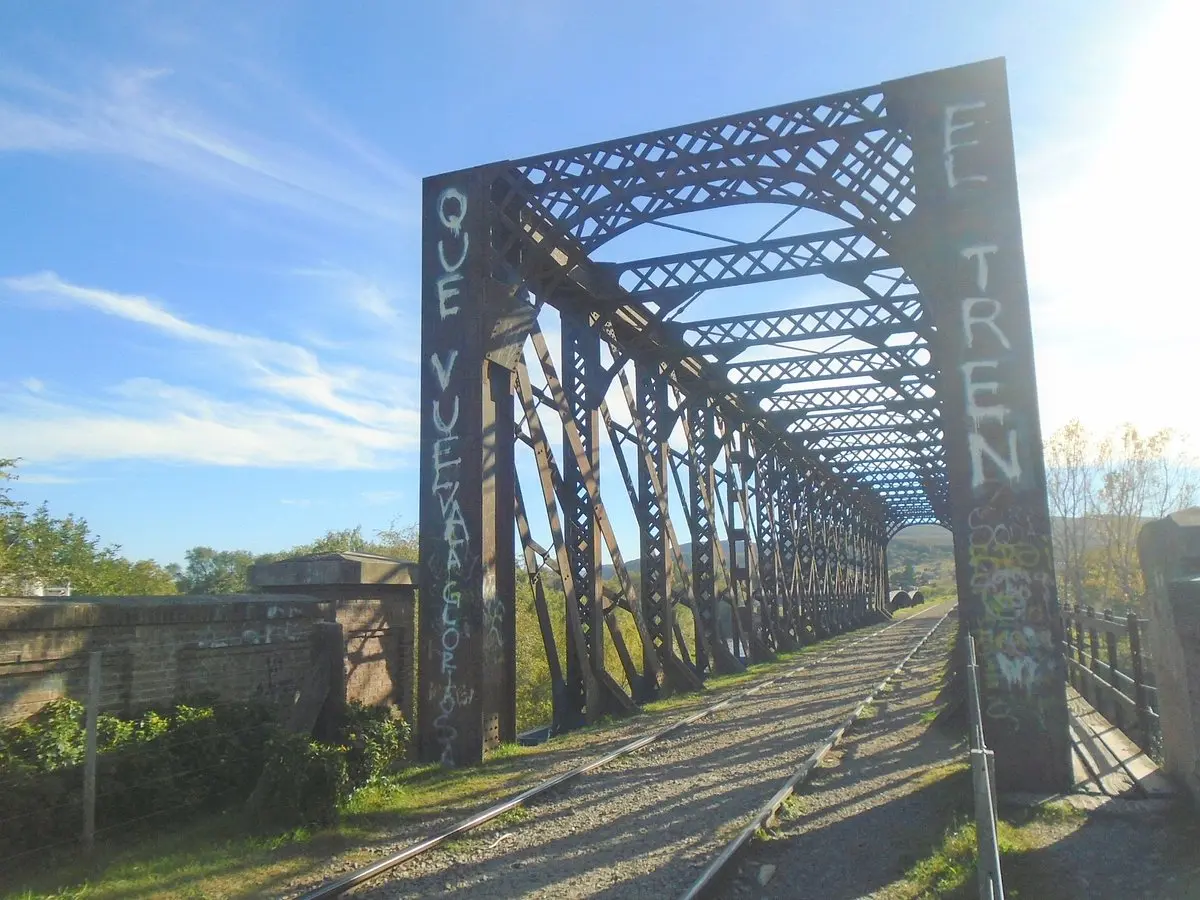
top-left (0, 576), bottom-right (71, 597)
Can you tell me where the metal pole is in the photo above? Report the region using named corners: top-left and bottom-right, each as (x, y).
top-left (83, 651), bottom-right (101, 852)
top-left (966, 636), bottom-right (1005, 900)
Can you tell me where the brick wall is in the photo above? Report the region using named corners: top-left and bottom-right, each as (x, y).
top-left (251, 584), bottom-right (415, 727)
top-left (336, 594), bottom-right (415, 725)
top-left (0, 594), bottom-right (332, 724)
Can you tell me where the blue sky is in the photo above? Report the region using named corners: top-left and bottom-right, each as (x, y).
top-left (1, 0), bottom-right (1194, 566)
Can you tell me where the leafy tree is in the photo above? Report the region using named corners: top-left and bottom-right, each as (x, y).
top-left (1045, 420), bottom-right (1095, 608)
top-left (1045, 421), bottom-right (1196, 610)
top-left (0, 459), bottom-right (177, 596)
top-left (3, 458), bottom-right (420, 598)
top-left (176, 547), bottom-right (257, 594)
top-left (175, 520), bottom-right (420, 595)
top-left (288, 522), bottom-right (418, 560)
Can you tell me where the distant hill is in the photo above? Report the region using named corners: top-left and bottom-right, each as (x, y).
top-left (598, 519), bottom-right (1137, 583)
top-left (889, 525), bottom-right (954, 574)
top-left (601, 525), bottom-right (957, 581)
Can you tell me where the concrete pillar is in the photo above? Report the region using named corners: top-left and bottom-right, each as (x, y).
top-left (248, 553), bottom-right (418, 727)
top-left (1138, 507), bottom-right (1200, 802)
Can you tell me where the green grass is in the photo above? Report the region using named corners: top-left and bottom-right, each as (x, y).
top-left (917, 760), bottom-right (970, 788)
top-left (779, 792), bottom-right (809, 819)
top-left (2, 744), bottom-right (554, 900)
top-left (896, 798), bottom-right (1088, 900)
top-left (900, 817), bottom-right (1038, 899)
top-left (1030, 801), bottom-right (1085, 826)
top-left (2, 616), bottom-right (906, 900)
top-left (901, 818), bottom-right (978, 898)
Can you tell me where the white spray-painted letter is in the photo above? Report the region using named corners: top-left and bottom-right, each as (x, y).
top-left (968, 430), bottom-right (1021, 488)
top-left (961, 298), bottom-right (1012, 351)
top-left (437, 187), bottom-right (468, 236)
top-left (961, 243), bottom-right (998, 291)
top-left (943, 102), bottom-right (988, 189)
top-left (961, 360), bottom-right (1008, 426)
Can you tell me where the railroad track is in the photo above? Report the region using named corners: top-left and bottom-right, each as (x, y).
top-left (293, 603), bottom-right (954, 900)
top-left (680, 606), bottom-right (954, 899)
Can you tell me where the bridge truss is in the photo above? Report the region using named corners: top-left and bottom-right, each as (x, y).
top-left (418, 58), bottom-right (1069, 792)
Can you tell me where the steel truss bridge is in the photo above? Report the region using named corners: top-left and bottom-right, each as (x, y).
top-left (417, 58), bottom-right (1069, 792)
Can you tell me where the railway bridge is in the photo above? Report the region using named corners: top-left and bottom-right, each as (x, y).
top-left (416, 57), bottom-right (1068, 794)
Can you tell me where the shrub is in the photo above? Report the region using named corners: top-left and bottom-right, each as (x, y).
top-left (0, 696), bottom-right (277, 857)
top-left (0, 696), bottom-right (411, 856)
top-left (340, 702), bottom-right (409, 790)
top-left (0, 699), bottom-right (88, 773)
top-left (249, 732), bottom-right (347, 829)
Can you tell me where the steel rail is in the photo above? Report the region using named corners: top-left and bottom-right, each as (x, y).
top-left (295, 604), bottom-right (944, 900)
top-left (679, 604), bottom-right (955, 900)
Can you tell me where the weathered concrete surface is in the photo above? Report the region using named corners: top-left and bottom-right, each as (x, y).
top-left (250, 552), bottom-right (417, 723)
top-left (1138, 507), bottom-right (1200, 803)
top-left (0, 593), bottom-right (330, 723)
top-left (2, 553), bottom-right (419, 727)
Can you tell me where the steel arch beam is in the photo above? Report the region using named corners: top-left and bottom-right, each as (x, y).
top-left (609, 227), bottom-right (893, 295)
top-left (726, 345), bottom-right (932, 390)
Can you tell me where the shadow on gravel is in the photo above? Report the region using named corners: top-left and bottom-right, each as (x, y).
top-left (711, 616), bottom-right (968, 900)
top-left (993, 802), bottom-right (1200, 900)
top-left (348, 619), bottom-right (947, 899)
top-left (756, 760), bottom-right (971, 900)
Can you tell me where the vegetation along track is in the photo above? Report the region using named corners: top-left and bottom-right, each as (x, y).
top-left (294, 602), bottom-right (953, 900)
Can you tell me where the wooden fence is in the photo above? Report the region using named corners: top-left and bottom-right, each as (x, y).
top-left (1060, 603), bottom-right (1160, 753)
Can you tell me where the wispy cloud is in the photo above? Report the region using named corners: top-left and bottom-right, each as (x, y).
top-left (0, 273), bottom-right (420, 468)
top-left (0, 65), bottom-right (416, 226)
top-left (361, 490), bottom-right (405, 506)
top-left (1, 379), bottom-right (415, 468)
top-left (14, 473), bottom-right (85, 485)
top-left (4, 271), bottom-right (417, 428)
top-left (288, 265), bottom-right (414, 333)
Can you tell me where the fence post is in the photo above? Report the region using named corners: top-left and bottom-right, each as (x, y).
top-left (1086, 607), bottom-right (1101, 708)
top-left (1127, 611), bottom-right (1152, 749)
top-left (966, 636), bottom-right (1005, 900)
top-left (83, 651), bottom-right (101, 853)
top-left (1080, 609), bottom-right (1089, 696)
top-left (1102, 610), bottom-right (1122, 729)
top-left (1063, 607), bottom-right (1077, 692)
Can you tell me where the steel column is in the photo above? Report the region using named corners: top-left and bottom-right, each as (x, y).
top-left (886, 59), bottom-right (1069, 791)
top-left (418, 169), bottom-right (490, 766)
top-left (560, 311), bottom-right (606, 717)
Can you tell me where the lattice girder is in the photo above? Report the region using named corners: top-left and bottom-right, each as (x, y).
top-left (611, 227), bottom-right (895, 296)
top-left (676, 296), bottom-right (927, 354)
top-left (725, 345), bottom-right (931, 390)
top-left (417, 58), bottom-right (1068, 796)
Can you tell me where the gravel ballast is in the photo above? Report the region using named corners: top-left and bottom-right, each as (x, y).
top-left (725, 607), bottom-right (964, 899)
top-left (326, 604), bottom-right (953, 899)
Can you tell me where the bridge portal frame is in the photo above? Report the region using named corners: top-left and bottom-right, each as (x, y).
top-left (417, 58), bottom-right (1068, 792)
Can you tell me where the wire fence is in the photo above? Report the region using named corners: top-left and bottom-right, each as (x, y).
top-left (0, 650), bottom-right (288, 873)
top-left (965, 634), bottom-right (1005, 900)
